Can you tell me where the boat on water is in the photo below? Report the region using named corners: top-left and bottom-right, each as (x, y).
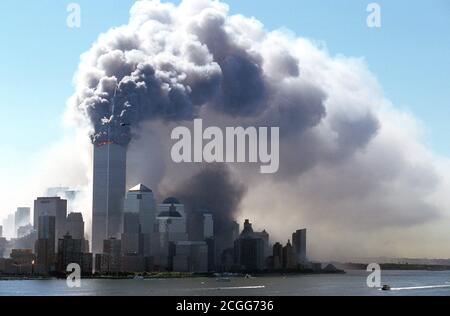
top-left (381, 285), bottom-right (391, 291)
top-left (216, 277), bottom-right (232, 282)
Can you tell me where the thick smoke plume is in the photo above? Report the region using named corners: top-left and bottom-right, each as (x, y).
top-left (169, 164), bottom-right (246, 246)
top-left (61, 0), bottom-right (450, 260)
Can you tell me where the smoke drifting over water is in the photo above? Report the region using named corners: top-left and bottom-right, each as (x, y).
top-left (60, 0), bottom-right (450, 259)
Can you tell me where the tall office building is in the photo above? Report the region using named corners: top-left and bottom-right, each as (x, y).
top-left (92, 143), bottom-right (127, 254)
top-left (35, 215), bottom-right (56, 272)
top-left (157, 198), bottom-right (188, 242)
top-left (156, 198), bottom-right (188, 269)
top-left (292, 229), bottom-right (307, 264)
top-left (282, 240), bottom-right (296, 269)
top-left (234, 220), bottom-right (265, 271)
top-left (66, 213), bottom-right (85, 240)
top-left (187, 210), bottom-right (214, 241)
top-left (66, 212), bottom-right (88, 252)
top-left (124, 184), bottom-right (157, 256)
top-left (272, 242), bottom-right (283, 270)
top-left (171, 241), bottom-right (208, 273)
top-left (203, 214), bottom-right (214, 239)
top-left (15, 207), bottom-right (30, 235)
top-left (34, 197), bottom-right (67, 247)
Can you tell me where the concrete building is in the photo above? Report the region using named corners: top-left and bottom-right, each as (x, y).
top-left (234, 220), bottom-right (265, 271)
top-left (203, 213), bottom-right (214, 239)
top-left (65, 213), bottom-right (85, 240)
top-left (157, 198), bottom-right (187, 241)
top-left (81, 253), bottom-right (93, 275)
top-left (254, 230), bottom-right (270, 257)
top-left (122, 254), bottom-right (145, 273)
top-left (282, 240), bottom-right (296, 270)
top-left (171, 241), bottom-right (208, 273)
top-left (97, 237), bottom-right (122, 273)
top-left (292, 229), bottom-right (307, 265)
top-left (124, 184), bottom-right (157, 256)
top-left (57, 234), bottom-right (83, 273)
top-left (15, 207), bottom-right (30, 236)
top-left (92, 143), bottom-right (127, 254)
top-left (272, 242), bottom-right (283, 270)
top-left (187, 210), bottom-right (214, 241)
top-left (156, 197), bottom-right (188, 269)
top-left (34, 197), bottom-right (67, 247)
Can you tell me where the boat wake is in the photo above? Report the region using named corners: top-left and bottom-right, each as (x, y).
top-left (202, 285), bottom-right (266, 291)
top-left (383, 284), bottom-right (450, 291)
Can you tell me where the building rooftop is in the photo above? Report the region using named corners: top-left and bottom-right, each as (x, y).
top-left (158, 204), bottom-right (182, 218)
top-left (129, 183), bottom-right (153, 193)
top-left (162, 197), bottom-right (181, 205)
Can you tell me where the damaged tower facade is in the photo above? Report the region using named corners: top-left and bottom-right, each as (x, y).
top-left (92, 142), bottom-right (127, 254)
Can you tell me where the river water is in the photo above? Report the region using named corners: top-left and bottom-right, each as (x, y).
top-left (1, 270), bottom-right (449, 296)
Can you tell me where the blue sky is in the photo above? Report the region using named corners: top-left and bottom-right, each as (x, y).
top-left (0, 0), bottom-right (449, 173)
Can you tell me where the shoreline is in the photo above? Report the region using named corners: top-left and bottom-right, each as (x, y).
top-left (0, 270), bottom-right (345, 281)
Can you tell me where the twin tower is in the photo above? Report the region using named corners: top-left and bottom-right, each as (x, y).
top-left (91, 142), bottom-right (159, 255)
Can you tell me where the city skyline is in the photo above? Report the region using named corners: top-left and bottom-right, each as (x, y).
top-left (0, 182), bottom-right (312, 276)
top-left (0, 0), bottom-right (450, 261)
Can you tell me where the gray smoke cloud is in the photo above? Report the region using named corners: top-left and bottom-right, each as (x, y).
top-left (168, 164), bottom-right (246, 249)
top-left (66, 0), bottom-right (450, 260)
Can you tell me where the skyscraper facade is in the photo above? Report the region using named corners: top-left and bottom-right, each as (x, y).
top-left (66, 213), bottom-right (84, 240)
top-left (57, 234), bottom-right (83, 273)
top-left (292, 229), bottom-right (307, 264)
top-left (234, 220), bottom-right (265, 271)
top-left (33, 197), bottom-right (67, 247)
top-left (121, 212), bottom-right (141, 255)
top-left (35, 215), bottom-right (56, 272)
top-left (124, 184), bottom-right (157, 256)
top-left (92, 143), bottom-right (127, 254)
